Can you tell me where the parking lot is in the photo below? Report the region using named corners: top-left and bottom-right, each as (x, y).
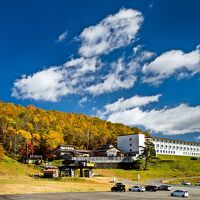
top-left (0, 185), bottom-right (199, 200)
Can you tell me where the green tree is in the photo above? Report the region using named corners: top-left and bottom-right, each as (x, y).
top-left (138, 141), bottom-right (156, 170)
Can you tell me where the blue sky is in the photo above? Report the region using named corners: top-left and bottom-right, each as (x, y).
top-left (0, 0), bottom-right (200, 141)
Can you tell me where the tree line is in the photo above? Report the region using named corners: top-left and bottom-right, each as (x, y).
top-left (0, 101), bottom-right (147, 159)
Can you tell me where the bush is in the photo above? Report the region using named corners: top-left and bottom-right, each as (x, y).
top-left (0, 144), bottom-right (5, 160)
top-left (190, 157), bottom-right (198, 160)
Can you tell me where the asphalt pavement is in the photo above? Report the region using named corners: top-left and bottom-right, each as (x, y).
top-left (0, 186), bottom-right (199, 200)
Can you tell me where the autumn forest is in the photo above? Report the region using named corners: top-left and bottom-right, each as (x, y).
top-left (0, 101), bottom-right (146, 159)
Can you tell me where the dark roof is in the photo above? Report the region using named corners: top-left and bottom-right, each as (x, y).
top-left (95, 144), bottom-right (114, 150)
top-left (118, 133), bottom-right (144, 137)
top-left (94, 147), bottom-right (121, 152)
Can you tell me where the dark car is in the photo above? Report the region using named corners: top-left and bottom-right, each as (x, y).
top-left (111, 182), bottom-right (126, 192)
top-left (158, 185), bottom-right (171, 191)
top-left (145, 185), bottom-right (157, 192)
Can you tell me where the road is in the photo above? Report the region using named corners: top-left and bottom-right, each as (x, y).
top-left (0, 186), bottom-right (199, 200)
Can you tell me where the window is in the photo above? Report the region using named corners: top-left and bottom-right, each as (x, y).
top-left (129, 138), bottom-right (132, 141)
top-left (130, 144), bottom-right (132, 146)
top-left (130, 149), bottom-right (132, 152)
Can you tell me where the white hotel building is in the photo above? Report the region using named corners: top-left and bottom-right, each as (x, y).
top-left (117, 134), bottom-right (200, 157)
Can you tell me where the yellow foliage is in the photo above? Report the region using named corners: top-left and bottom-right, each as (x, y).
top-left (18, 130), bottom-right (32, 140)
top-left (33, 117), bottom-right (39, 123)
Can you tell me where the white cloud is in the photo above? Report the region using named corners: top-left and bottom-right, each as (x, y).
top-left (12, 57), bottom-right (101, 102)
top-left (79, 96), bottom-right (88, 107)
top-left (79, 8), bottom-right (143, 57)
top-left (12, 67), bottom-right (72, 102)
top-left (57, 31), bottom-right (68, 42)
top-left (107, 104), bottom-right (200, 135)
top-left (86, 58), bottom-right (138, 95)
top-left (142, 45), bottom-right (200, 85)
top-left (104, 94), bottom-right (161, 113)
top-left (195, 135), bottom-right (200, 141)
top-left (12, 8), bottom-right (145, 102)
top-left (64, 57), bottom-right (101, 77)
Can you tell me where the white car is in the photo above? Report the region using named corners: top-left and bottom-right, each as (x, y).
top-left (129, 186), bottom-right (145, 192)
top-left (171, 190), bottom-right (189, 198)
top-left (182, 181), bottom-right (191, 186)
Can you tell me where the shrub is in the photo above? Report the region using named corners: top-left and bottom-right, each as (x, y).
top-left (190, 157), bottom-right (198, 160)
top-left (0, 144), bottom-right (5, 160)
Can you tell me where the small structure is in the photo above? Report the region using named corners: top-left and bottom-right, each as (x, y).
top-left (26, 155), bottom-right (43, 164)
top-left (52, 145), bottom-right (92, 159)
top-left (52, 145), bottom-right (75, 159)
top-left (60, 160), bottom-right (94, 177)
top-left (43, 166), bottom-right (59, 178)
top-left (93, 144), bottom-right (123, 157)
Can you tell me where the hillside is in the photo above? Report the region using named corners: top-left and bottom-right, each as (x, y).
top-left (94, 155), bottom-right (200, 182)
top-left (0, 101), bottom-right (145, 158)
top-left (0, 156), bottom-right (112, 194)
top-left (0, 155), bottom-right (200, 194)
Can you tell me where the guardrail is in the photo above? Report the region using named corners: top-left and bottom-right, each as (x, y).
top-left (71, 156), bottom-right (137, 163)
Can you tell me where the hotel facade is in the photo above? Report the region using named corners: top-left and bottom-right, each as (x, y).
top-left (117, 134), bottom-right (200, 157)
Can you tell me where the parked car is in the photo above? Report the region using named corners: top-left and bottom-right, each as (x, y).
top-left (145, 185), bottom-right (157, 192)
top-left (171, 190), bottom-right (189, 198)
top-left (111, 182), bottom-right (126, 192)
top-left (157, 185), bottom-right (171, 191)
top-left (195, 181), bottom-right (200, 186)
top-left (129, 186), bottom-right (145, 192)
top-left (182, 181), bottom-right (191, 186)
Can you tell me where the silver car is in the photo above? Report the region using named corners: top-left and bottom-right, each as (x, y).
top-left (129, 186), bottom-right (145, 192)
top-left (171, 190), bottom-right (189, 198)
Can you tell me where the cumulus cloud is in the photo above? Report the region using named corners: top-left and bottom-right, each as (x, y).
top-left (12, 8), bottom-right (144, 102)
top-left (142, 45), bottom-right (200, 85)
top-left (57, 31), bottom-right (68, 42)
top-left (79, 8), bottom-right (143, 57)
top-left (107, 104), bottom-right (200, 135)
top-left (133, 45), bottom-right (156, 62)
top-left (12, 57), bottom-right (101, 102)
top-left (12, 67), bottom-right (72, 102)
top-left (104, 94), bottom-right (161, 113)
top-left (86, 58), bottom-right (138, 95)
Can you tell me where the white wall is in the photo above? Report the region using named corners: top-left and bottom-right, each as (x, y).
top-left (117, 134), bottom-right (145, 154)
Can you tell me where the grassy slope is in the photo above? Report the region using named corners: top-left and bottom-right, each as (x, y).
top-left (0, 155), bottom-right (200, 194)
top-left (0, 157), bottom-right (112, 194)
top-left (0, 156), bottom-right (37, 176)
top-left (94, 155), bottom-right (200, 182)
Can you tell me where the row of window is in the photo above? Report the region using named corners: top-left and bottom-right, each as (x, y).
top-left (156, 150), bottom-right (200, 156)
top-left (155, 144), bottom-right (200, 151)
top-left (152, 138), bottom-right (200, 147)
